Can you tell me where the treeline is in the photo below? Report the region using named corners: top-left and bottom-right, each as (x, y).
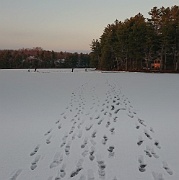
top-left (90, 6), bottom-right (179, 72)
top-left (0, 47), bottom-right (90, 69)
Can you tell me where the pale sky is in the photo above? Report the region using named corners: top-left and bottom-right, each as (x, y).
top-left (0, 0), bottom-right (178, 53)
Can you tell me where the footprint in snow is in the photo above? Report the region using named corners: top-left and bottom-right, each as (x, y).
top-left (73, 121), bottom-right (77, 125)
top-left (77, 130), bottom-right (82, 138)
top-left (72, 133), bottom-right (76, 140)
top-left (144, 146), bottom-right (152, 158)
top-left (50, 152), bottom-right (63, 169)
top-left (127, 113), bottom-right (134, 118)
top-left (144, 129), bottom-right (152, 140)
top-left (30, 144), bottom-right (40, 156)
top-left (154, 140), bottom-right (161, 149)
top-left (137, 136), bottom-right (144, 146)
top-left (60, 112), bottom-right (65, 115)
top-left (69, 126), bottom-right (75, 134)
top-left (102, 135), bottom-right (108, 145)
top-left (109, 112), bottom-right (112, 117)
top-left (89, 146), bottom-right (95, 161)
top-left (46, 135), bottom-right (52, 144)
top-left (162, 161), bottom-right (173, 175)
top-left (116, 102), bottom-right (120, 105)
top-left (9, 169), bottom-right (22, 180)
top-left (135, 122), bottom-right (140, 129)
top-left (110, 127), bottom-right (115, 135)
top-left (111, 105), bottom-right (115, 110)
top-left (138, 155), bottom-right (147, 172)
top-left (44, 129), bottom-right (52, 136)
top-left (150, 127), bottom-right (154, 133)
top-left (55, 120), bottom-right (60, 124)
top-left (91, 130), bottom-right (97, 138)
top-left (151, 148), bottom-right (159, 158)
top-left (114, 109), bottom-right (120, 114)
top-left (31, 155), bottom-right (41, 170)
top-left (95, 115), bottom-right (100, 119)
top-left (98, 119), bottom-right (103, 125)
top-left (70, 159), bottom-right (83, 177)
top-left (113, 117), bottom-right (118, 122)
top-left (108, 146), bottom-right (115, 158)
top-left (81, 137), bottom-right (88, 148)
top-left (97, 160), bottom-right (106, 178)
top-left (106, 121), bottom-right (111, 128)
top-left (70, 159), bottom-right (84, 178)
top-left (59, 164), bottom-right (66, 178)
top-left (85, 124), bottom-right (93, 131)
top-left (82, 147), bottom-right (89, 157)
top-left (71, 118), bottom-right (75, 122)
top-left (70, 168), bottom-right (83, 178)
top-left (65, 142), bottom-right (71, 155)
top-left (104, 111), bottom-right (108, 116)
top-left (60, 140), bottom-right (66, 148)
top-left (138, 118), bottom-right (146, 127)
top-left (58, 123), bottom-right (62, 129)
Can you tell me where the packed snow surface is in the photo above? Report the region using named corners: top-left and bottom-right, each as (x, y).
top-left (0, 69), bottom-right (179, 180)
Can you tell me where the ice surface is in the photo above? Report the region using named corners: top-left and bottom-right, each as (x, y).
top-left (0, 69), bottom-right (178, 180)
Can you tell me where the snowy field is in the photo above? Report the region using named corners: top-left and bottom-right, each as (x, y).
top-left (0, 69), bottom-right (179, 180)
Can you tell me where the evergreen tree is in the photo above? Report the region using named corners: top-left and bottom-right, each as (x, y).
top-left (91, 5), bottom-right (179, 72)
top-left (90, 39), bottom-right (101, 68)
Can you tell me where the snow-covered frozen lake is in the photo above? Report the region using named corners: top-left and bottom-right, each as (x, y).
top-left (0, 69), bottom-right (179, 180)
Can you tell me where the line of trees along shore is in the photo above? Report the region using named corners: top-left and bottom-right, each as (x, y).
top-left (90, 6), bottom-right (179, 72)
top-left (0, 47), bottom-right (90, 69)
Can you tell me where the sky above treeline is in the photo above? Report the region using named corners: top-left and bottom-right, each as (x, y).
top-left (0, 0), bottom-right (178, 53)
